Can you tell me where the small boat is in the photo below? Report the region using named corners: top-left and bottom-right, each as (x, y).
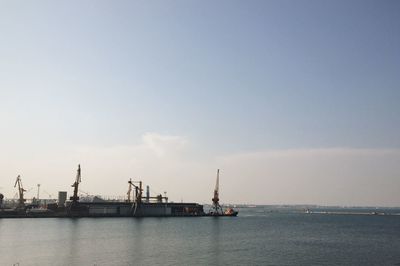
top-left (224, 208), bottom-right (238, 216)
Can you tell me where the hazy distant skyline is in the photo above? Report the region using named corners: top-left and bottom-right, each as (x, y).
top-left (1, 1), bottom-right (399, 206)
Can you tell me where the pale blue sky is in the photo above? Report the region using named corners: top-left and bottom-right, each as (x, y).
top-left (1, 1), bottom-right (399, 205)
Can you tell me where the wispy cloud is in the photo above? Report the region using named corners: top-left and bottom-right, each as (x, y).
top-left (141, 132), bottom-right (188, 157)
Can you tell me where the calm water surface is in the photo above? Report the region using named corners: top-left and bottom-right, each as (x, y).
top-left (1, 207), bottom-right (400, 266)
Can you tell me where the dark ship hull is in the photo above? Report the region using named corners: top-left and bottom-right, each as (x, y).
top-left (0, 202), bottom-right (206, 218)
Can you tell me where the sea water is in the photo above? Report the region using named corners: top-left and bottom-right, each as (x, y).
top-left (1, 206), bottom-right (399, 266)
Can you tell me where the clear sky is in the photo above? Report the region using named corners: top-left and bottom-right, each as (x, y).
top-left (1, 0), bottom-right (399, 206)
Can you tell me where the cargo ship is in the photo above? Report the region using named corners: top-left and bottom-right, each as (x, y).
top-left (0, 166), bottom-right (238, 218)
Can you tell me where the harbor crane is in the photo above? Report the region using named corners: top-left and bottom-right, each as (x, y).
top-left (70, 164), bottom-right (81, 204)
top-left (127, 179), bottom-right (143, 204)
top-left (210, 169), bottom-right (223, 215)
top-left (14, 175), bottom-right (26, 209)
top-left (127, 179), bottom-right (143, 216)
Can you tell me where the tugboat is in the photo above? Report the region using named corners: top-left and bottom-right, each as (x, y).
top-left (224, 207), bottom-right (238, 216)
top-left (208, 169), bottom-right (238, 217)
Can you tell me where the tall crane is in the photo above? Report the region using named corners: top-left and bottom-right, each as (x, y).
top-left (14, 175), bottom-right (26, 209)
top-left (210, 169), bottom-right (223, 215)
top-left (70, 165), bottom-right (81, 204)
top-left (127, 179), bottom-right (143, 216)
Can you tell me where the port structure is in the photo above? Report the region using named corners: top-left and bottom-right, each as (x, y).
top-left (0, 165), bottom-right (208, 218)
top-left (210, 169), bottom-right (223, 215)
top-left (14, 175), bottom-right (26, 210)
top-left (127, 179), bottom-right (169, 204)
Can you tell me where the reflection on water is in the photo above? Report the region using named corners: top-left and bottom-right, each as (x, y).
top-left (0, 210), bottom-right (400, 265)
top-left (66, 219), bottom-right (80, 265)
top-left (209, 218), bottom-right (221, 265)
top-left (125, 217), bottom-right (144, 265)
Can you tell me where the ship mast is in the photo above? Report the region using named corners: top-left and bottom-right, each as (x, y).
top-left (14, 175), bottom-right (26, 209)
